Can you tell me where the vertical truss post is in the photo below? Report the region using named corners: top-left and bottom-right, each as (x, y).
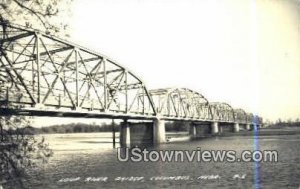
top-left (75, 48), bottom-right (79, 108)
top-left (32, 54), bottom-right (35, 93)
top-left (63, 70), bottom-right (66, 97)
top-left (125, 70), bottom-right (128, 113)
top-left (103, 58), bottom-right (107, 111)
top-left (35, 33), bottom-right (41, 104)
top-left (112, 119), bottom-right (116, 148)
top-left (142, 85), bottom-right (145, 114)
top-left (166, 97), bottom-right (169, 115)
top-left (59, 94), bottom-right (61, 107)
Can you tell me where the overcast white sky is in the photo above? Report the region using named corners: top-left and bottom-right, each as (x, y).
top-left (33, 0), bottom-right (300, 125)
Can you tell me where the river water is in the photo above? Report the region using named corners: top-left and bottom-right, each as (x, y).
top-left (20, 129), bottom-right (300, 189)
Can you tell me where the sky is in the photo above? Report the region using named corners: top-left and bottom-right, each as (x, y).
top-left (31, 0), bottom-right (300, 125)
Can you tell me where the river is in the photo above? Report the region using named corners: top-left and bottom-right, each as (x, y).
top-left (19, 128), bottom-right (300, 189)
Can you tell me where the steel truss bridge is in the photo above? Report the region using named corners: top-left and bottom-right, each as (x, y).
top-left (0, 23), bottom-right (262, 126)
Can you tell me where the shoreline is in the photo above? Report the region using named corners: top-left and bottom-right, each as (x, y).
top-left (167, 128), bottom-right (300, 142)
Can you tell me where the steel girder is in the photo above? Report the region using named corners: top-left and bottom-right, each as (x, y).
top-left (0, 23), bottom-right (156, 115)
top-left (147, 88), bottom-right (212, 120)
top-left (210, 102), bottom-right (236, 123)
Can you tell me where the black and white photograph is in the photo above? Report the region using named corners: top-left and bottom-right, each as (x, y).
top-left (0, 0), bottom-right (299, 188)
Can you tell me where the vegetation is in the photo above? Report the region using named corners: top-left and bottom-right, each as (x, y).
top-left (0, 0), bottom-right (74, 187)
top-left (0, 0), bottom-right (74, 36)
top-left (268, 118), bottom-right (300, 128)
top-left (165, 121), bottom-right (190, 132)
top-left (0, 116), bottom-right (53, 188)
top-left (19, 123), bottom-right (120, 134)
top-left (8, 121), bottom-right (190, 135)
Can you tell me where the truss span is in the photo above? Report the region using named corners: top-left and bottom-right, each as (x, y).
top-left (234, 108), bottom-right (248, 124)
top-left (0, 23), bottom-right (263, 125)
top-left (147, 88), bottom-right (212, 121)
top-left (210, 102), bottom-right (235, 122)
top-left (0, 23), bottom-right (156, 116)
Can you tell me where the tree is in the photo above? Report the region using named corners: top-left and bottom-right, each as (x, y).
top-left (0, 0), bottom-right (74, 187)
top-left (276, 118), bottom-right (282, 124)
top-left (0, 115), bottom-right (53, 187)
top-left (0, 0), bottom-right (74, 36)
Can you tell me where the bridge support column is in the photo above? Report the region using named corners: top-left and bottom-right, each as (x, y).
top-left (245, 124), bottom-right (251, 130)
top-left (120, 120), bottom-right (130, 147)
top-left (189, 124), bottom-right (196, 137)
top-left (211, 122), bottom-right (219, 134)
top-left (219, 125), bottom-right (223, 133)
top-left (153, 118), bottom-right (166, 144)
top-left (233, 123), bottom-right (240, 132)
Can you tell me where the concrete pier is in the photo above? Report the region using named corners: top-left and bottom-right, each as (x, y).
top-left (233, 123), bottom-right (240, 132)
top-left (219, 125), bottom-right (223, 133)
top-left (189, 124), bottom-right (197, 137)
top-left (120, 120), bottom-right (130, 147)
top-left (153, 118), bottom-right (166, 144)
top-left (211, 122), bottom-right (219, 134)
top-left (245, 124), bottom-right (251, 130)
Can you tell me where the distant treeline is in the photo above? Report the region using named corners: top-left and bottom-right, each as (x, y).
top-left (8, 121), bottom-right (190, 134)
top-left (38, 123), bottom-right (119, 134)
top-left (11, 120), bottom-right (300, 134)
top-left (269, 120), bottom-right (300, 128)
top-left (6, 123), bottom-right (120, 135)
top-left (165, 121), bottom-right (189, 132)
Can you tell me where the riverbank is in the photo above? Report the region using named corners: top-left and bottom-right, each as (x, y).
top-left (219, 127), bottom-right (300, 137)
top-left (166, 127), bottom-right (300, 142)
